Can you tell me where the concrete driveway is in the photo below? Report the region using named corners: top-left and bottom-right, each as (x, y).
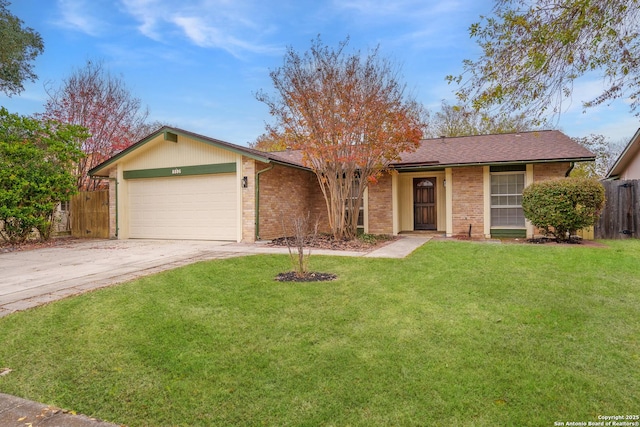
top-left (0, 239), bottom-right (250, 318)
top-left (0, 235), bottom-right (431, 318)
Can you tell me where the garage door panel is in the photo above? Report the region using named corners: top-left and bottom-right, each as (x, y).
top-left (127, 174), bottom-right (237, 240)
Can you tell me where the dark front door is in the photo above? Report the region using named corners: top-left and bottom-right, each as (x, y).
top-left (414, 178), bottom-right (437, 230)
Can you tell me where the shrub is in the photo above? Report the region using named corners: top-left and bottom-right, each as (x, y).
top-left (0, 108), bottom-right (87, 244)
top-left (522, 177), bottom-right (605, 242)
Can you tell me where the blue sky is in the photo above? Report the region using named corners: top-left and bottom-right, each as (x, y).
top-left (3, 0), bottom-right (639, 146)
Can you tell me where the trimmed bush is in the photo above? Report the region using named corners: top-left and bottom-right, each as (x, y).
top-left (522, 177), bottom-right (605, 241)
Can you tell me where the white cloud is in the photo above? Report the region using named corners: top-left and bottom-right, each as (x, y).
top-left (119, 0), bottom-right (281, 57)
top-left (332, 0), bottom-right (476, 32)
top-left (117, 0), bottom-right (166, 40)
top-left (335, 0), bottom-right (463, 18)
top-left (561, 105), bottom-right (639, 142)
top-left (55, 0), bottom-right (106, 36)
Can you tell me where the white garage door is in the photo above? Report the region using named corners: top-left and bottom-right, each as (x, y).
top-left (128, 174), bottom-right (237, 240)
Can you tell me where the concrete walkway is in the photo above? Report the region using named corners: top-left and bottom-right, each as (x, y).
top-left (0, 393), bottom-right (120, 427)
top-left (0, 235), bottom-right (430, 427)
top-left (364, 235), bottom-right (432, 258)
top-left (221, 234), bottom-right (431, 259)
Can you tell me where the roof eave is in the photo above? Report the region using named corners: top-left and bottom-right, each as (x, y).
top-left (606, 127), bottom-right (640, 178)
top-left (391, 157), bottom-right (595, 171)
top-left (268, 158), bottom-right (312, 171)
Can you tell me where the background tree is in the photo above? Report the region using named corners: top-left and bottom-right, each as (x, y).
top-left (0, 108), bottom-right (87, 243)
top-left (570, 134), bottom-right (624, 178)
top-left (448, 0), bottom-right (640, 121)
top-left (257, 37), bottom-right (426, 240)
top-left (250, 131), bottom-right (291, 152)
top-left (425, 100), bottom-right (537, 138)
top-left (0, 0), bottom-right (44, 96)
top-left (129, 120), bottom-right (168, 143)
top-left (42, 60), bottom-right (149, 190)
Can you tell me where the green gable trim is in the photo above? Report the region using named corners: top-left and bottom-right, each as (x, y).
top-left (89, 126), bottom-right (270, 177)
top-left (123, 163), bottom-right (236, 179)
top-left (490, 228), bottom-right (527, 238)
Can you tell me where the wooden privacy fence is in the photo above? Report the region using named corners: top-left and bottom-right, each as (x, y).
top-left (595, 180), bottom-right (639, 239)
top-left (70, 191), bottom-right (109, 239)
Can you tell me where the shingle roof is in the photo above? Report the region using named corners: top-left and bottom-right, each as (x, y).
top-left (265, 149), bottom-right (306, 167)
top-left (90, 128), bottom-right (594, 177)
top-left (266, 130), bottom-right (594, 170)
top-left (395, 130), bottom-right (593, 167)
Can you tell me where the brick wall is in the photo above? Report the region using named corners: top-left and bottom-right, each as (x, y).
top-left (534, 162), bottom-right (570, 182)
top-left (452, 166), bottom-right (485, 238)
top-left (367, 173), bottom-right (393, 234)
top-left (258, 164), bottom-right (327, 240)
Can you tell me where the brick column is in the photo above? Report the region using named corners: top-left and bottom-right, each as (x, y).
top-left (242, 157), bottom-right (256, 242)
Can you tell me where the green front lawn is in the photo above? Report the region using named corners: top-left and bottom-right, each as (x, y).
top-left (1, 240), bottom-right (639, 426)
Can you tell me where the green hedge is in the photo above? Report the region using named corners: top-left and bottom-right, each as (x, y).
top-left (522, 177), bottom-right (605, 241)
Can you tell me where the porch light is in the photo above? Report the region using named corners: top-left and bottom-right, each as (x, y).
top-left (443, 179), bottom-right (446, 188)
top-left (241, 176), bottom-right (248, 188)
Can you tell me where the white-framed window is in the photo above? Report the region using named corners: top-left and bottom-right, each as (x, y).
top-left (345, 178), bottom-right (364, 229)
top-left (490, 172), bottom-right (525, 227)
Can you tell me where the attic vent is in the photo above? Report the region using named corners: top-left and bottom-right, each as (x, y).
top-left (164, 131), bottom-right (178, 143)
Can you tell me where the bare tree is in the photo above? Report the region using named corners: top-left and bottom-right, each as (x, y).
top-left (129, 120), bottom-right (170, 143)
top-left (425, 100), bottom-right (537, 138)
top-left (571, 134), bottom-right (625, 178)
top-left (41, 60), bottom-right (149, 190)
top-left (281, 212), bottom-right (319, 278)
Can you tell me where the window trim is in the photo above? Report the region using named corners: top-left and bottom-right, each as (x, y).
top-left (490, 171), bottom-right (526, 229)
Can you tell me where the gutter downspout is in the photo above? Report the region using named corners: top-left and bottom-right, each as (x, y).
top-left (255, 165), bottom-right (274, 241)
top-left (565, 162), bottom-right (575, 177)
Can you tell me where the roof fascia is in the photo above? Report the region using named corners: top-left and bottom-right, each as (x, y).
top-left (268, 159), bottom-right (312, 171)
top-left (392, 157), bottom-right (595, 172)
top-left (606, 127), bottom-right (640, 178)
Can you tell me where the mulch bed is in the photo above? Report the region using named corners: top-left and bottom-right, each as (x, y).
top-left (526, 237), bottom-right (609, 247)
top-left (0, 237), bottom-right (79, 253)
top-left (527, 237), bottom-right (583, 244)
top-left (499, 236), bottom-right (608, 247)
top-left (269, 233), bottom-right (396, 251)
top-left (275, 271), bottom-right (338, 282)
top-left (270, 234), bottom-right (397, 282)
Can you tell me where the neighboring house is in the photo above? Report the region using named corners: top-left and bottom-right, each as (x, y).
top-left (53, 201), bottom-right (70, 234)
top-left (89, 127), bottom-right (594, 242)
top-left (606, 128), bottom-right (640, 180)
